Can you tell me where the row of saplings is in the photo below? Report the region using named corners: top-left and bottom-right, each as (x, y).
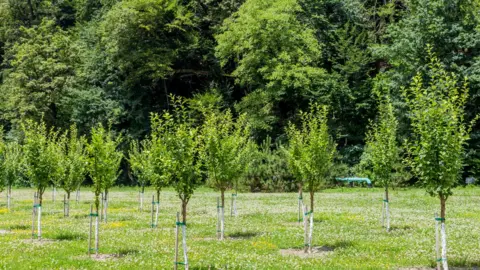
top-left (0, 55), bottom-right (472, 269)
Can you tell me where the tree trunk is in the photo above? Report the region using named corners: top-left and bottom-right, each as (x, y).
top-left (104, 189), bottom-right (109, 223)
top-left (440, 195), bottom-right (448, 270)
top-left (7, 185), bottom-right (11, 211)
top-left (385, 186), bottom-right (390, 232)
top-left (66, 192), bottom-right (71, 217)
top-left (309, 190), bottom-right (314, 213)
top-left (220, 189), bottom-right (225, 240)
top-left (221, 189), bottom-right (225, 208)
top-left (156, 189), bottom-right (160, 204)
top-left (182, 200), bottom-right (187, 223)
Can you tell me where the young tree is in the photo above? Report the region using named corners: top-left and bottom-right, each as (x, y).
top-left (170, 120), bottom-right (202, 224)
top-left (22, 120), bottom-right (64, 205)
top-left (87, 123), bottom-right (122, 220)
top-left (129, 140), bottom-right (150, 210)
top-left (149, 114), bottom-right (175, 204)
top-left (22, 120), bottom-right (64, 239)
top-left (2, 140), bottom-right (23, 210)
top-left (201, 110), bottom-right (251, 238)
top-left (286, 104), bottom-right (336, 212)
top-left (0, 129), bottom-right (6, 196)
top-left (364, 95), bottom-right (399, 231)
top-left (404, 49), bottom-right (475, 270)
top-left (156, 96), bottom-right (202, 224)
top-left (60, 124), bottom-right (87, 216)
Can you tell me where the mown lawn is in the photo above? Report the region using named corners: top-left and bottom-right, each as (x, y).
top-left (0, 186), bottom-right (479, 269)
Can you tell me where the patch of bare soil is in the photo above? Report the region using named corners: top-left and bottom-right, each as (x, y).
top-left (280, 246), bottom-right (333, 258)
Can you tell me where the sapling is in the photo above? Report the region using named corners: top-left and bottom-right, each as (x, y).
top-left (0, 130), bottom-right (6, 202)
top-left (285, 104), bottom-right (336, 253)
top-left (22, 120), bottom-right (64, 239)
top-left (364, 94), bottom-right (399, 232)
top-left (200, 110), bottom-right (250, 240)
top-left (87, 123), bottom-right (122, 252)
top-left (129, 139), bottom-right (157, 212)
top-left (60, 124), bottom-right (87, 217)
top-left (2, 141), bottom-right (22, 210)
top-left (170, 109), bottom-right (202, 223)
top-left (404, 48), bottom-right (476, 270)
top-left (285, 127), bottom-right (306, 222)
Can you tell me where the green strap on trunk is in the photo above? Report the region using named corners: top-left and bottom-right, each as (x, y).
top-left (435, 217), bottom-right (445, 221)
top-left (34, 204), bottom-right (41, 208)
top-left (304, 210), bottom-right (313, 216)
top-left (436, 258), bottom-right (446, 262)
top-left (176, 222), bottom-right (186, 226)
top-left (174, 262), bottom-right (186, 265)
top-left (383, 199), bottom-right (388, 203)
top-left (89, 213), bottom-right (98, 217)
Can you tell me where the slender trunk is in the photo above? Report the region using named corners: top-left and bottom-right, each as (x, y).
top-left (385, 186), bottom-right (390, 232)
top-left (7, 185), bottom-right (11, 211)
top-left (151, 195), bottom-right (155, 228)
top-left (174, 212), bottom-right (179, 270)
top-left (100, 192), bottom-right (104, 221)
top-left (440, 195), bottom-right (448, 270)
top-left (182, 223), bottom-right (189, 270)
top-left (303, 205), bottom-right (309, 253)
top-left (38, 188), bottom-right (43, 239)
top-left (309, 190), bottom-right (314, 213)
top-left (182, 200), bottom-right (187, 224)
top-left (88, 204), bottom-right (93, 255)
top-left (104, 190), bottom-right (109, 223)
top-left (308, 211), bottom-right (314, 253)
top-left (66, 192), bottom-right (71, 217)
top-left (37, 204), bottom-right (42, 240)
top-left (298, 185), bottom-right (303, 223)
top-left (156, 189), bottom-right (160, 204)
top-left (216, 197), bottom-right (220, 240)
top-left (53, 186), bottom-right (56, 202)
top-left (220, 190), bottom-right (225, 240)
top-left (155, 199), bottom-right (159, 227)
top-left (95, 215), bottom-right (99, 255)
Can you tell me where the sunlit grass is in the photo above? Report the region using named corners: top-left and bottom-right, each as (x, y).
top-left (0, 187), bottom-right (478, 269)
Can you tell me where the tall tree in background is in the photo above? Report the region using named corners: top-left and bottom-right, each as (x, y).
top-left (364, 93), bottom-right (398, 232)
top-left (404, 49), bottom-right (476, 269)
top-left (215, 0), bottom-right (336, 137)
top-left (0, 19), bottom-right (78, 128)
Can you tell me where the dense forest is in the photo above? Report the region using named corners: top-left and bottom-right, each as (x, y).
top-left (1, 0), bottom-right (480, 188)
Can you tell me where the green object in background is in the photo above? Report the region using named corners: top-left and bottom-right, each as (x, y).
top-left (336, 177), bottom-right (372, 185)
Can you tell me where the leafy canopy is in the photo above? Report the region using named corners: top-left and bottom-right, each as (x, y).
top-left (404, 48), bottom-right (476, 199)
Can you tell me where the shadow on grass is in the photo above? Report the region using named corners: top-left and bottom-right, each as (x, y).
top-left (389, 225), bottom-right (414, 231)
top-left (288, 240), bottom-right (353, 251)
top-left (228, 231), bottom-right (259, 239)
top-left (52, 232), bottom-right (86, 241)
top-left (73, 214), bottom-right (89, 219)
top-left (113, 216), bottom-right (134, 221)
top-left (445, 258), bottom-right (480, 269)
top-left (115, 248), bottom-right (139, 256)
top-left (9, 224), bottom-right (30, 230)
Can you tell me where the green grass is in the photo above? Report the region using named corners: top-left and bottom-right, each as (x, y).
top-left (0, 186), bottom-right (479, 269)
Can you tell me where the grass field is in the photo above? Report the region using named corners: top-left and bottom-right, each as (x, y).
top-left (0, 187), bottom-right (479, 269)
